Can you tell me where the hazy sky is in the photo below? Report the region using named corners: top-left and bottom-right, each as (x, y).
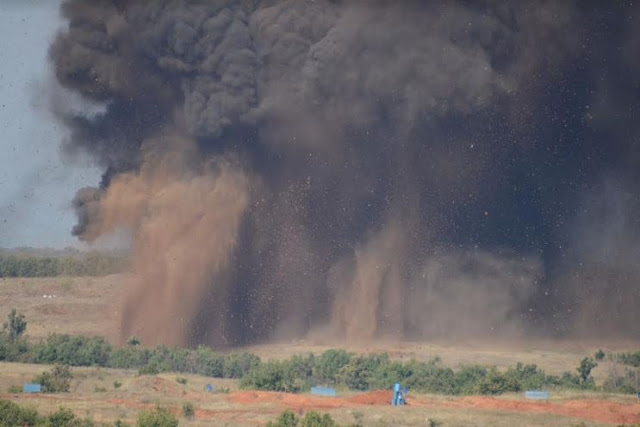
top-left (0, 1), bottom-right (100, 248)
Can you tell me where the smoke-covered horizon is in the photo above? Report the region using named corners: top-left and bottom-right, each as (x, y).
top-left (49, 0), bottom-right (640, 347)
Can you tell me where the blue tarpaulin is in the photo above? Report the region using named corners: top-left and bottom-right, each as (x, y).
top-left (525, 390), bottom-right (549, 400)
top-left (311, 386), bottom-right (336, 396)
top-left (23, 384), bottom-right (41, 393)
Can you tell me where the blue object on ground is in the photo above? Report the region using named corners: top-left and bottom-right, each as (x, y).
top-left (311, 386), bottom-right (336, 396)
top-left (205, 384), bottom-right (214, 393)
top-left (23, 384), bottom-right (41, 393)
top-left (525, 390), bottom-right (550, 400)
top-left (391, 382), bottom-right (405, 406)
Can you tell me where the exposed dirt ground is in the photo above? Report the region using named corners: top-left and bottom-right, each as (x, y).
top-left (1, 275), bottom-right (639, 425)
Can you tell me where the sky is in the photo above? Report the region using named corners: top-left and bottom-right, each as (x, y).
top-left (0, 1), bottom-right (100, 248)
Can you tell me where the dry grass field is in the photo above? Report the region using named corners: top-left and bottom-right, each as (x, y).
top-left (1, 275), bottom-right (639, 425)
top-left (2, 362), bottom-right (638, 426)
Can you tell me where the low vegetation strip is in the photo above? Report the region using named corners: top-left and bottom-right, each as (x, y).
top-left (1, 309), bottom-right (638, 397)
top-left (0, 251), bottom-right (127, 277)
top-left (0, 398), bottom-right (178, 427)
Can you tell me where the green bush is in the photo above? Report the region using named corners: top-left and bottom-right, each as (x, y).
top-left (300, 411), bottom-right (336, 427)
top-left (3, 308), bottom-right (27, 343)
top-left (47, 407), bottom-right (78, 427)
top-left (32, 334), bottom-right (112, 366)
top-left (138, 362), bottom-right (162, 376)
top-left (34, 364), bottom-right (73, 393)
top-left (616, 351), bottom-right (640, 367)
top-left (224, 352), bottom-right (261, 378)
top-left (314, 349), bottom-right (352, 384)
top-left (182, 401), bottom-right (195, 419)
top-left (337, 354), bottom-right (389, 391)
top-left (108, 346), bottom-right (150, 369)
top-left (267, 410), bottom-right (299, 427)
top-left (7, 384), bottom-right (21, 393)
top-left (0, 399), bottom-right (39, 427)
top-left (195, 346), bottom-right (225, 377)
top-left (577, 357), bottom-right (598, 384)
top-left (137, 406), bottom-right (178, 427)
top-left (113, 380), bottom-right (122, 389)
top-left (403, 358), bottom-right (456, 394)
top-left (240, 360), bottom-right (305, 392)
top-left (477, 367), bottom-right (521, 395)
top-left (266, 411), bottom-right (337, 427)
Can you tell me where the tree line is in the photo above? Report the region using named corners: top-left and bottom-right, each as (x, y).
top-left (0, 252), bottom-right (127, 277)
top-left (1, 309), bottom-right (638, 396)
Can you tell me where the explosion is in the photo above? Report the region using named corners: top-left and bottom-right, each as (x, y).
top-left (50, 0), bottom-right (640, 346)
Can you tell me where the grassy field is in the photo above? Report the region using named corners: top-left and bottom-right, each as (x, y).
top-left (1, 275), bottom-right (639, 425)
top-left (0, 361), bottom-right (631, 426)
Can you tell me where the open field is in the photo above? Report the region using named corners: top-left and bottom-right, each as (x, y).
top-left (1, 362), bottom-right (639, 426)
top-left (1, 275), bottom-right (640, 425)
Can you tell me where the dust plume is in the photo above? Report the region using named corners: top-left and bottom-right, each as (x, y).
top-left (48, 0), bottom-right (640, 346)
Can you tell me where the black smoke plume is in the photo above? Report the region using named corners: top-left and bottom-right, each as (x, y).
top-left (50, 0), bottom-right (640, 346)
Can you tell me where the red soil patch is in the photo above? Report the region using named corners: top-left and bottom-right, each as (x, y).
top-left (347, 390), bottom-right (391, 405)
top-left (227, 391), bottom-right (640, 425)
top-left (408, 396), bottom-right (640, 425)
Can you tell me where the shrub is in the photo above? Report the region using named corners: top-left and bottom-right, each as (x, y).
top-left (34, 364), bottom-right (73, 393)
top-left (108, 346), bottom-right (150, 369)
top-left (337, 354), bottom-right (389, 391)
top-left (314, 349), bottom-right (352, 384)
top-left (137, 406), bottom-right (178, 427)
top-left (267, 410), bottom-right (299, 427)
top-left (240, 360), bottom-right (305, 392)
top-left (577, 357), bottom-right (598, 384)
top-left (7, 385), bottom-right (21, 393)
top-left (300, 411), bottom-right (336, 427)
top-left (404, 358), bottom-right (456, 394)
top-left (0, 399), bottom-right (39, 426)
top-left (32, 334), bottom-right (112, 366)
top-left (224, 352), bottom-right (261, 378)
top-left (175, 377), bottom-right (188, 385)
top-left (195, 346), bottom-right (225, 377)
top-left (47, 407), bottom-right (77, 427)
top-left (477, 367), bottom-right (521, 395)
top-left (616, 351), bottom-right (640, 367)
top-left (3, 308), bottom-right (27, 343)
top-left (138, 362), bottom-right (162, 376)
top-left (113, 380), bottom-right (122, 389)
top-left (182, 401), bottom-right (195, 419)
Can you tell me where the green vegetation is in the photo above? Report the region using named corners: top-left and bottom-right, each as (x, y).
top-left (33, 365), bottom-right (73, 393)
top-left (4, 308), bottom-right (27, 343)
top-left (0, 250), bottom-right (127, 278)
top-left (615, 351), bottom-right (640, 367)
top-left (0, 399), bottom-right (109, 427)
top-left (267, 410), bottom-right (337, 427)
top-left (181, 401), bottom-right (195, 419)
top-left (0, 310), bottom-right (637, 397)
top-left (137, 406), bottom-right (178, 427)
top-left (0, 399), bottom-right (179, 426)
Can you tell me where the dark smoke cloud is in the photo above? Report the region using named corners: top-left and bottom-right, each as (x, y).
top-left (50, 0), bottom-right (640, 346)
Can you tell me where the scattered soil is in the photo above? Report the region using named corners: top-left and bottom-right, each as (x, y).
top-left (227, 391), bottom-right (640, 425)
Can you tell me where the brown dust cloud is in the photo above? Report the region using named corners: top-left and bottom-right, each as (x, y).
top-left (49, 1), bottom-right (640, 347)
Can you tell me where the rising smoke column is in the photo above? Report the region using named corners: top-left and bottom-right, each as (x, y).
top-left (50, 0), bottom-right (640, 346)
